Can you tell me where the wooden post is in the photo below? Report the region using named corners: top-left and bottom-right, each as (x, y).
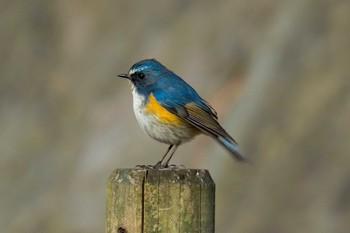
top-left (106, 168), bottom-right (215, 233)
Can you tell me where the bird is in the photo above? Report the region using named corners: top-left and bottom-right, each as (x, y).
top-left (117, 59), bottom-right (246, 167)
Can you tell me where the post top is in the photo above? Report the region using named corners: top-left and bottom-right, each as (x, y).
top-left (108, 168), bottom-right (215, 186)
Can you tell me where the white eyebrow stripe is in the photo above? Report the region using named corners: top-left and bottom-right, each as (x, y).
top-left (129, 69), bottom-right (136, 75)
top-left (129, 65), bottom-right (151, 75)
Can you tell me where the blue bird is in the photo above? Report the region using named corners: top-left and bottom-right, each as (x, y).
top-left (118, 59), bottom-right (245, 167)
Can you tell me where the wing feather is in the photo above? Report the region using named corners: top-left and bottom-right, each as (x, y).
top-left (182, 103), bottom-right (236, 143)
top-left (152, 90), bottom-right (245, 161)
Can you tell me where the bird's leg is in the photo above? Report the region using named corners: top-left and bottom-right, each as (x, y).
top-left (155, 145), bottom-right (173, 167)
top-left (164, 144), bottom-right (180, 168)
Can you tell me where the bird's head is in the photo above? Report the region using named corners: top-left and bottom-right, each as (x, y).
top-left (117, 59), bottom-right (171, 93)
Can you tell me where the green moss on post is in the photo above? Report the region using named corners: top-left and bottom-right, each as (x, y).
top-left (106, 169), bottom-right (215, 233)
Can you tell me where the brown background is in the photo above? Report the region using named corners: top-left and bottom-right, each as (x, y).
top-left (1, 0), bottom-right (350, 232)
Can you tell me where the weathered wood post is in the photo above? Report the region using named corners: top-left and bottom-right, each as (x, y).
top-left (106, 168), bottom-right (215, 233)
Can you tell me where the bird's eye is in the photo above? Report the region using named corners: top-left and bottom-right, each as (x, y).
top-left (137, 73), bottom-right (145, 79)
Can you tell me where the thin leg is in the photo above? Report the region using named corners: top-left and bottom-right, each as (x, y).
top-left (164, 144), bottom-right (180, 167)
top-left (155, 144), bottom-right (173, 166)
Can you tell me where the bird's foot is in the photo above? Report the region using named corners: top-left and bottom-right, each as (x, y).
top-left (135, 163), bottom-right (167, 169)
top-left (135, 164), bottom-right (154, 169)
top-left (135, 163), bottom-right (185, 170)
top-left (153, 162), bottom-right (166, 169)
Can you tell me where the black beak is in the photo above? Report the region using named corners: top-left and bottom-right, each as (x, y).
top-left (117, 73), bottom-right (130, 79)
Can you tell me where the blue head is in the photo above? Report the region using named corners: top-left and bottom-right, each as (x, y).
top-left (118, 59), bottom-right (167, 91)
top-left (118, 59), bottom-right (193, 96)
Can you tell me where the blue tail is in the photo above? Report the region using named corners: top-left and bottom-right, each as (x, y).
top-left (217, 136), bottom-right (246, 162)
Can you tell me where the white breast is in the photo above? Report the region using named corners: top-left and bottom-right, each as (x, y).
top-left (131, 90), bottom-right (199, 145)
top-left (132, 89), bottom-right (149, 131)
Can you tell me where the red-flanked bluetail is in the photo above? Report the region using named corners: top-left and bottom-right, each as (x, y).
top-left (117, 59), bottom-right (246, 167)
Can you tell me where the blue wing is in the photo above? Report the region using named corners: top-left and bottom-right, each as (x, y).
top-left (152, 84), bottom-right (245, 161)
top-left (152, 81), bottom-right (216, 117)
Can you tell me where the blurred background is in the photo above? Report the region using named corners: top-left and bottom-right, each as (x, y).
top-left (1, 0), bottom-right (350, 232)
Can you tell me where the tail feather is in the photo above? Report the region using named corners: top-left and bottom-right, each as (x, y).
top-left (217, 136), bottom-right (246, 162)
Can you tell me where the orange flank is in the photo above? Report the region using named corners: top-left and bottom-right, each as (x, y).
top-left (145, 93), bottom-right (182, 124)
